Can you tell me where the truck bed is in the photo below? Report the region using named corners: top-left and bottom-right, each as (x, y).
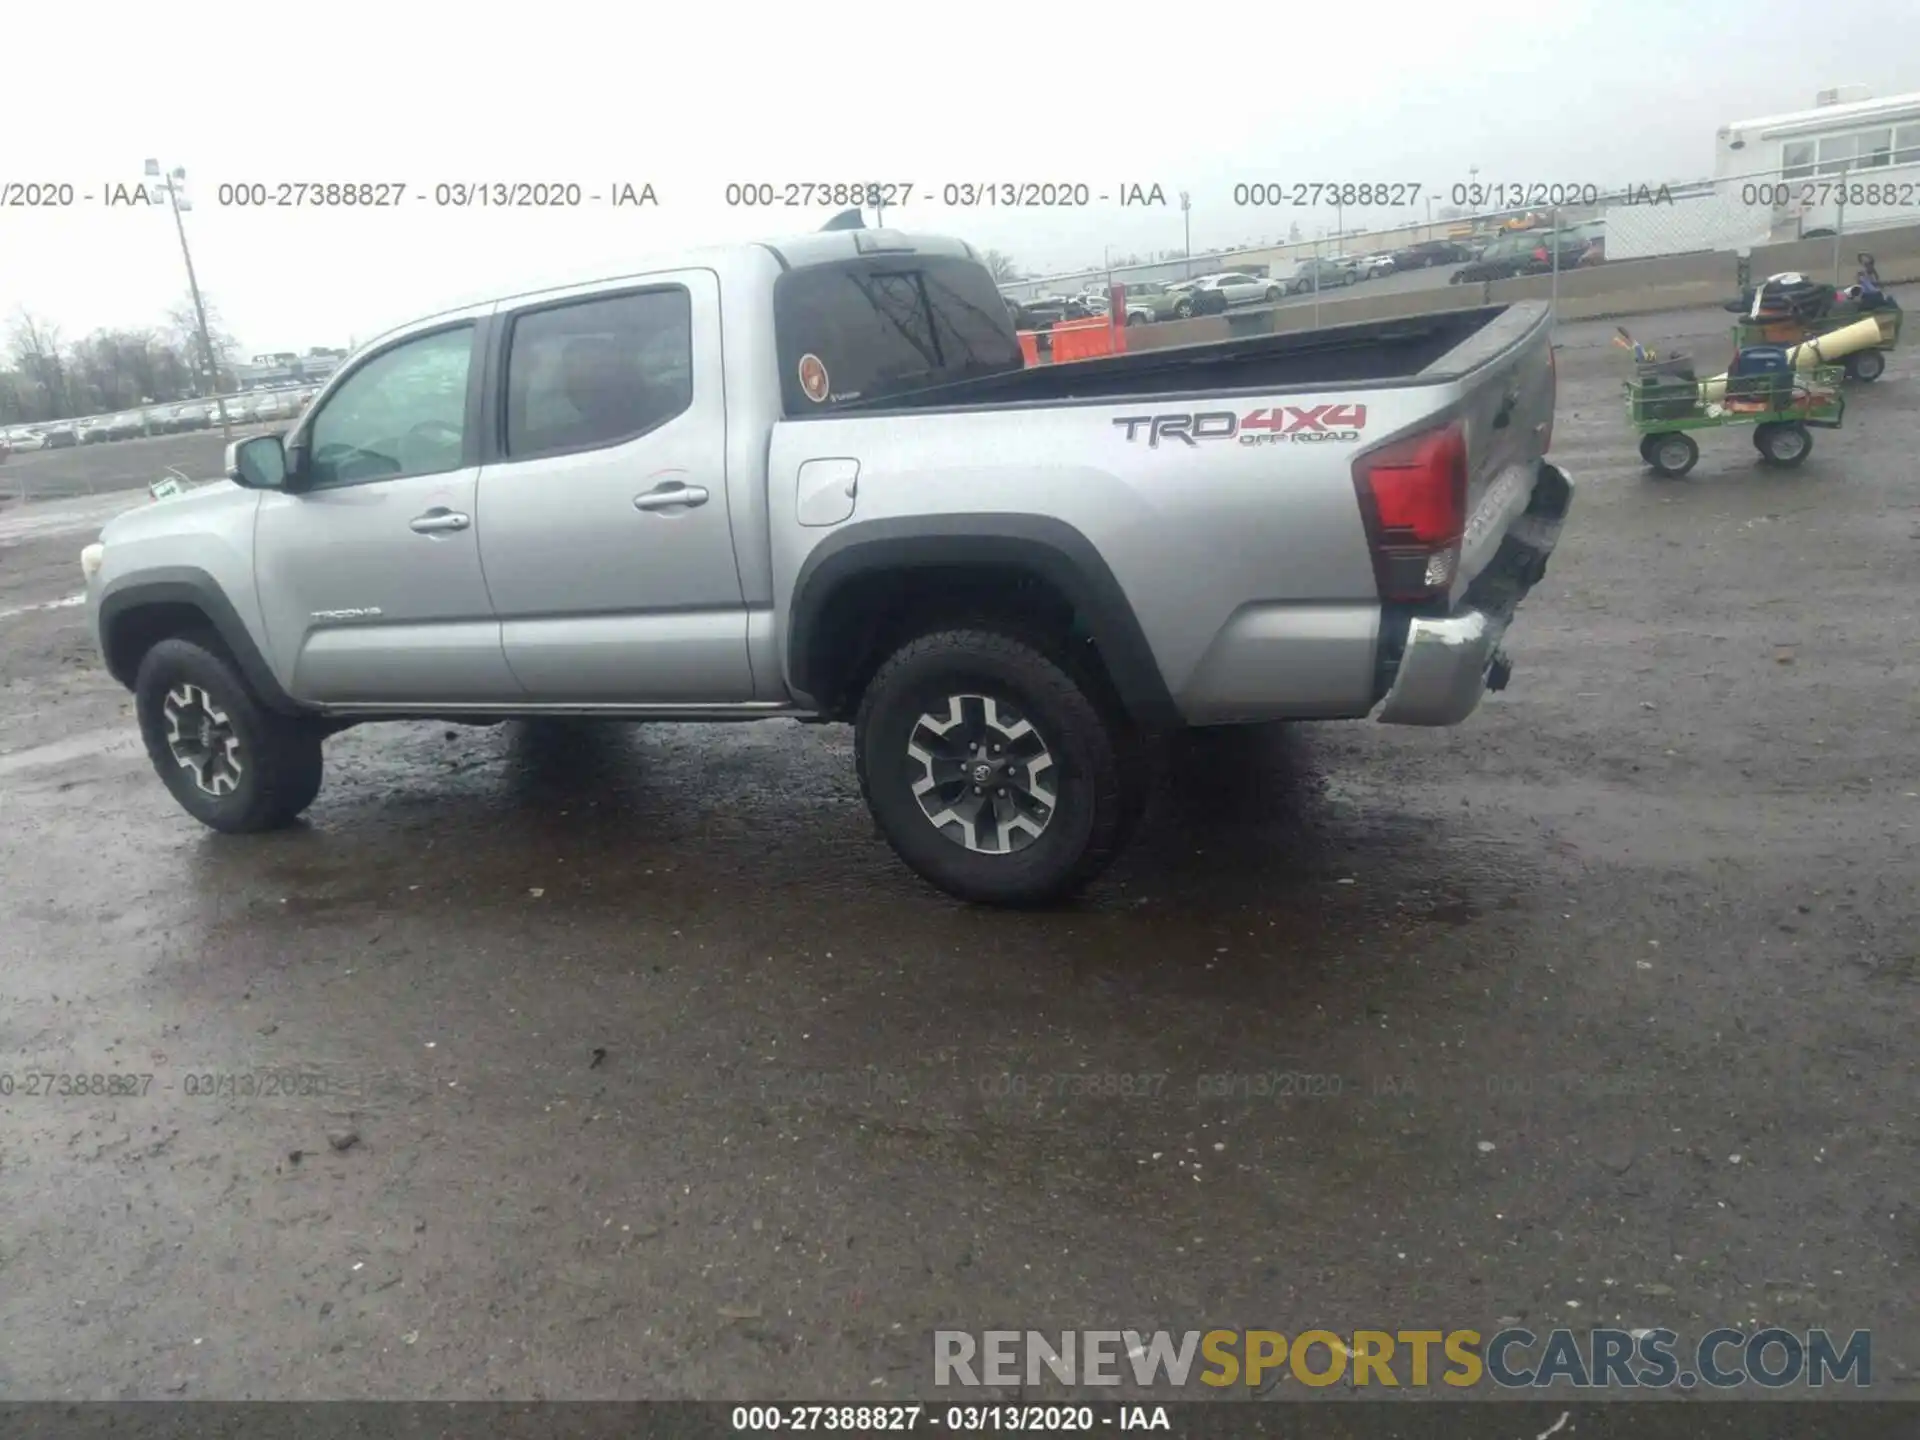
top-left (834, 303), bottom-right (1543, 414)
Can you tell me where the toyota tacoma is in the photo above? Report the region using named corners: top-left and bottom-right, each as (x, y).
top-left (82, 223), bottom-right (1572, 906)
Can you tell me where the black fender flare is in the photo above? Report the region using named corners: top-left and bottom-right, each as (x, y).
top-left (98, 567), bottom-right (306, 715)
top-left (786, 514), bottom-right (1177, 728)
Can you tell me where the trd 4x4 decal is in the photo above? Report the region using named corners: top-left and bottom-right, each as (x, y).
top-left (1113, 404), bottom-right (1370, 449)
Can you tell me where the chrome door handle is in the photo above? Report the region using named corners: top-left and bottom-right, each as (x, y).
top-left (410, 509), bottom-right (470, 533)
top-left (633, 483), bottom-right (709, 512)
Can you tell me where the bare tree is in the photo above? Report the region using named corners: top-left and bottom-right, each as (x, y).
top-left (979, 249), bottom-right (1022, 284)
top-left (8, 310), bottom-right (72, 419)
top-left (68, 330), bottom-right (195, 414)
top-left (165, 293), bottom-right (239, 395)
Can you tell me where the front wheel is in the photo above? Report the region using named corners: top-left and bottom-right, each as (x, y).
top-left (854, 629), bottom-right (1139, 907)
top-left (1174, 299), bottom-right (1193, 319)
top-left (1755, 420), bottom-right (1812, 467)
top-left (134, 636), bottom-right (325, 833)
top-left (1844, 349), bottom-right (1885, 382)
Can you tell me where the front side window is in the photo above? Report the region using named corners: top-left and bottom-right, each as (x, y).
top-left (504, 288), bottom-right (693, 461)
top-left (1782, 140), bottom-right (1816, 180)
top-left (306, 325), bottom-right (473, 487)
top-left (1895, 124), bottom-right (1920, 166)
top-left (1857, 129), bottom-right (1893, 167)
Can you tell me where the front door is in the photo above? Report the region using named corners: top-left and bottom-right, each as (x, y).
top-left (475, 271), bottom-right (752, 703)
top-left (253, 319), bottom-right (521, 706)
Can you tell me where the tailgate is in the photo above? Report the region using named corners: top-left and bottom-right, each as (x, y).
top-left (1421, 301), bottom-right (1557, 594)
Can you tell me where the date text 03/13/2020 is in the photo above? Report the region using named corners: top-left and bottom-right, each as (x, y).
top-left (720, 182), bottom-right (1171, 208)
top-left (0, 180), bottom-right (660, 209)
top-left (728, 1405), bottom-right (1171, 1432)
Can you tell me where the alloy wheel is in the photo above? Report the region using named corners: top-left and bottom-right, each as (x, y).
top-left (906, 694), bottom-right (1057, 854)
top-left (163, 683), bottom-right (244, 797)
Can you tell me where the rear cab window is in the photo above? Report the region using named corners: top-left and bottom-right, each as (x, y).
top-left (773, 255), bottom-right (1025, 415)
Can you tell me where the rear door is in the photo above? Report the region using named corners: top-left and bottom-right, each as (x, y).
top-left (475, 271), bottom-right (753, 703)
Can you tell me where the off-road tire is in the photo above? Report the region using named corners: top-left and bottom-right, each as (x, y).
top-left (854, 628), bottom-right (1140, 906)
top-left (134, 636), bottom-right (325, 833)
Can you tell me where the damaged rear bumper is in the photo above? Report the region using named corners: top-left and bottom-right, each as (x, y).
top-left (1375, 461), bottom-right (1573, 727)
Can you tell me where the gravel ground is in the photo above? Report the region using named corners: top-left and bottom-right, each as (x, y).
top-left (0, 305), bottom-right (1914, 1403)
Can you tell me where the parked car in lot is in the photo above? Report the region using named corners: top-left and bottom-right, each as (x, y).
top-left (1450, 230), bottom-right (1546, 283)
top-left (1158, 280), bottom-right (1230, 318)
top-left (1118, 281), bottom-right (1186, 324)
top-left (1279, 257), bottom-right (1357, 295)
top-left (79, 414), bottom-right (144, 443)
top-left (1393, 239), bottom-right (1475, 269)
top-left (41, 423), bottom-right (78, 449)
top-left (1013, 294), bottom-right (1099, 330)
top-left (1355, 253), bottom-right (1397, 279)
top-left (1, 426), bottom-right (48, 452)
top-left (1523, 227), bottom-right (1596, 274)
top-left (1187, 272), bottom-right (1284, 307)
top-left (81, 223), bottom-right (1570, 908)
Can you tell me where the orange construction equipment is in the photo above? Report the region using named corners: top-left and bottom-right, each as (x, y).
top-left (1048, 316), bottom-right (1116, 363)
top-left (1016, 290), bottom-right (1128, 366)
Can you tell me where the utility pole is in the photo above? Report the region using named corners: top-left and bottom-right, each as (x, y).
top-left (146, 160), bottom-right (231, 441)
top-left (1180, 191), bottom-right (1192, 277)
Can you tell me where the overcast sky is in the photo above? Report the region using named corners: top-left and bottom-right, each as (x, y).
top-left (3, 0), bottom-right (1914, 357)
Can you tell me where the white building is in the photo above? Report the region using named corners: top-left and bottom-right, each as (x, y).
top-left (1606, 88), bottom-right (1920, 260)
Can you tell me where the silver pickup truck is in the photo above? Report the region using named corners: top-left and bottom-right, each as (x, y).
top-left (82, 224), bottom-right (1571, 906)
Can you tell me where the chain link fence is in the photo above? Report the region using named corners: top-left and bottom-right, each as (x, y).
top-left (1005, 156), bottom-right (1920, 339)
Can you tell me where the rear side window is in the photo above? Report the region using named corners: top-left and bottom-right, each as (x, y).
top-left (774, 256), bottom-right (1024, 414)
top-left (504, 288), bottom-right (692, 460)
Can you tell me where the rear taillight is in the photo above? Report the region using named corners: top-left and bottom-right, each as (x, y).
top-left (1352, 420), bottom-right (1468, 602)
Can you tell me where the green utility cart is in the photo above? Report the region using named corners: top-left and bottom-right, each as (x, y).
top-left (1730, 307), bottom-right (1901, 382)
top-left (1625, 363), bottom-right (1846, 479)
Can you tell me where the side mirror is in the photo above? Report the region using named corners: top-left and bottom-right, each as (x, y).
top-left (227, 433), bottom-right (288, 490)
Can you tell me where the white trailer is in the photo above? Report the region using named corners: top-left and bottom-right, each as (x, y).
top-left (1715, 90), bottom-right (1920, 238)
top-left (1605, 90), bottom-right (1920, 260)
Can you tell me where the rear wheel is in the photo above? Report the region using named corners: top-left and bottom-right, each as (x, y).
top-left (134, 636), bottom-right (325, 833)
top-left (1755, 420), bottom-right (1812, 467)
top-left (1844, 349), bottom-right (1885, 382)
top-left (1174, 298), bottom-right (1193, 319)
top-left (1646, 432), bottom-right (1698, 478)
top-left (854, 629), bottom-right (1140, 907)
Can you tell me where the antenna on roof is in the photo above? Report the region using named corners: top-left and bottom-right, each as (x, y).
top-left (820, 207), bottom-right (866, 232)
